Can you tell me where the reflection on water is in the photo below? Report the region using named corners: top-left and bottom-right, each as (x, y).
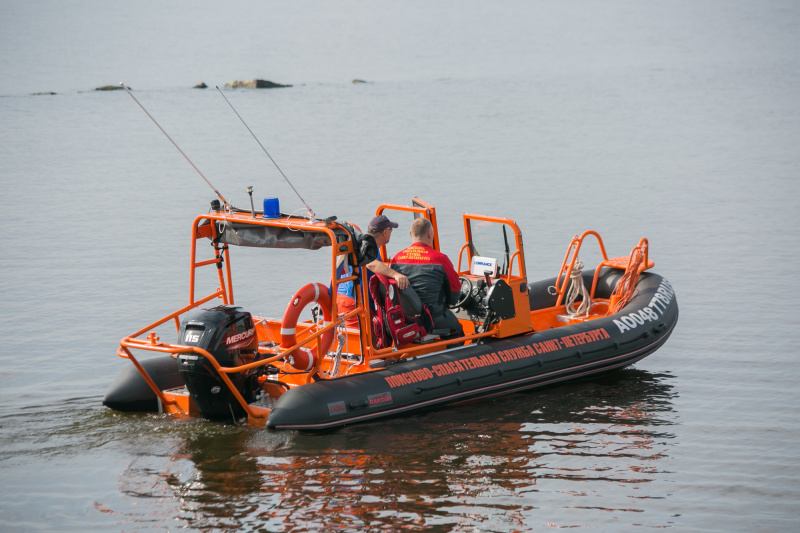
top-left (100, 368), bottom-right (676, 531)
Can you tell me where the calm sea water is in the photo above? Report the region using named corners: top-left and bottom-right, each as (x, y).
top-left (1, 1), bottom-right (799, 531)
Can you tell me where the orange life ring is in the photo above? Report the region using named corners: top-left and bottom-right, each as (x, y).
top-left (280, 282), bottom-right (334, 371)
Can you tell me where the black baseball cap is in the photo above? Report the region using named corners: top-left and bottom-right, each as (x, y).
top-left (368, 215), bottom-right (399, 232)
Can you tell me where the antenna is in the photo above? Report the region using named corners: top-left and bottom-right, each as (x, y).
top-left (120, 82), bottom-right (230, 209)
top-left (215, 86), bottom-right (316, 222)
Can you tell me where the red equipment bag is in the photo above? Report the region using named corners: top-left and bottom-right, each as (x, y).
top-left (369, 274), bottom-right (435, 349)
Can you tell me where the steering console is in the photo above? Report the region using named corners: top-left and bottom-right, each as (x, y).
top-left (453, 275), bottom-right (490, 322)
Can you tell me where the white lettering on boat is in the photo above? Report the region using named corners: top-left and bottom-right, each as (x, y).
top-left (613, 279), bottom-right (675, 333)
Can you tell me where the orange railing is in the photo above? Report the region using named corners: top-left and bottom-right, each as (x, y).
top-left (118, 309), bottom-right (351, 421)
top-left (553, 231), bottom-right (609, 307)
top-left (553, 231), bottom-right (653, 314)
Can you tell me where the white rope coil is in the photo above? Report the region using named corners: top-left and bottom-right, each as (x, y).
top-left (565, 260), bottom-right (592, 318)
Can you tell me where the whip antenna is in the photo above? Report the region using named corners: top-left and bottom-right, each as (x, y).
top-left (120, 82), bottom-right (230, 209)
top-left (215, 85), bottom-right (316, 221)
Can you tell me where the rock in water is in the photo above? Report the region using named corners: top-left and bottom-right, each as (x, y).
top-left (223, 79), bottom-right (292, 89)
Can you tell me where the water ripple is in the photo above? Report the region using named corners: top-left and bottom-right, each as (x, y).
top-left (46, 369), bottom-right (681, 531)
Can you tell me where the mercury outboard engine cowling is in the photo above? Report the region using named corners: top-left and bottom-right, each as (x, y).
top-left (176, 305), bottom-right (262, 421)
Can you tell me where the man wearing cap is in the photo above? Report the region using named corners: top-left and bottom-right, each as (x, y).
top-left (336, 214), bottom-right (409, 327)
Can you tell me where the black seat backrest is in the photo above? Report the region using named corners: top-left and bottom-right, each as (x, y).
top-left (397, 284), bottom-right (423, 318)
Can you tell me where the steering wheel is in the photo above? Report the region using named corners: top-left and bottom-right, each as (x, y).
top-left (455, 276), bottom-right (474, 307)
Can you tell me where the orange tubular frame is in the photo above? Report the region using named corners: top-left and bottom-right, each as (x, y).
top-left (457, 214), bottom-right (527, 281)
top-left (554, 231), bottom-right (608, 307)
top-left (454, 214), bottom-right (532, 337)
top-left (118, 211), bottom-right (354, 420)
top-left (553, 231), bottom-right (654, 311)
top-left (119, 312), bottom-right (350, 421)
top-left (115, 201), bottom-right (544, 425)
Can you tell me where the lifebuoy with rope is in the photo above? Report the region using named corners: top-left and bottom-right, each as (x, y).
top-left (280, 282), bottom-right (334, 371)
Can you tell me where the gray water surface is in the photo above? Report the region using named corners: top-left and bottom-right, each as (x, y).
top-left (1, 1), bottom-right (798, 531)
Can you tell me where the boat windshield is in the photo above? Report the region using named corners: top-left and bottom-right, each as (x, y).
top-left (466, 218), bottom-right (523, 278)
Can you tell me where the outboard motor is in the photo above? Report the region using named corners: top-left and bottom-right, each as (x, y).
top-left (177, 305), bottom-right (262, 421)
